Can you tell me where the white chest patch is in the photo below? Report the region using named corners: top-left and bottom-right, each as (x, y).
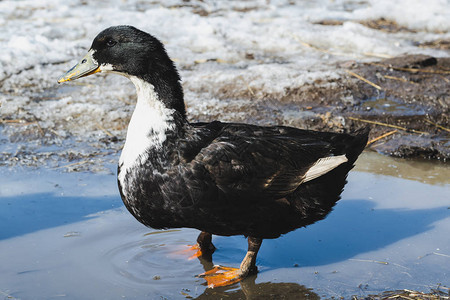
top-left (118, 76), bottom-right (175, 186)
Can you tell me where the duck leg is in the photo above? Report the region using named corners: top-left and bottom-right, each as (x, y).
top-left (197, 232), bottom-right (216, 255)
top-left (199, 237), bottom-right (262, 288)
top-left (187, 231), bottom-right (216, 259)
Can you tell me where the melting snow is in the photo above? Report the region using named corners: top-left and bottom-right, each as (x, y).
top-left (0, 0), bottom-right (449, 170)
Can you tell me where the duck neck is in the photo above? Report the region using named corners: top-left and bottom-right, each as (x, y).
top-left (140, 68), bottom-right (186, 118)
top-left (119, 76), bottom-right (186, 172)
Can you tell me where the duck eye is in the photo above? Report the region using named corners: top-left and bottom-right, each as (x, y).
top-left (106, 39), bottom-right (116, 47)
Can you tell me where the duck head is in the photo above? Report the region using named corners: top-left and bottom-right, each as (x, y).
top-left (58, 25), bottom-right (175, 81)
top-left (58, 25), bottom-right (185, 116)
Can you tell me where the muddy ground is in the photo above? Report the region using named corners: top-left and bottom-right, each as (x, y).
top-left (339, 54), bottom-right (449, 161)
top-left (200, 53), bottom-right (450, 161)
top-left (1, 53), bottom-right (449, 172)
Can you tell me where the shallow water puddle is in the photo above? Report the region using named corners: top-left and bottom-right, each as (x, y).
top-left (0, 152), bottom-right (448, 299)
top-left (360, 95), bottom-right (427, 117)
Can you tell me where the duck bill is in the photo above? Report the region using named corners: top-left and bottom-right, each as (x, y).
top-left (57, 51), bottom-right (100, 83)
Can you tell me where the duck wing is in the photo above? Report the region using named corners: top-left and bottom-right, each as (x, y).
top-left (192, 123), bottom-right (354, 199)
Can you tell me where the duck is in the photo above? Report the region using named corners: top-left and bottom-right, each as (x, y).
top-left (58, 25), bottom-right (369, 288)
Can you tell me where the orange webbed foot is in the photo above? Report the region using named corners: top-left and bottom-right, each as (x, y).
top-left (174, 244), bottom-right (204, 260)
top-left (198, 265), bottom-right (243, 288)
top-left (198, 237), bottom-right (262, 288)
top-left (187, 244), bottom-right (204, 260)
top-left (174, 232), bottom-right (215, 260)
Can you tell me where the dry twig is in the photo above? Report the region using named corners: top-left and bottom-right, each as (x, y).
top-left (33, 121), bottom-right (45, 136)
top-left (367, 130), bottom-right (398, 146)
top-left (346, 70), bottom-right (383, 90)
top-left (348, 116), bottom-right (429, 135)
top-left (367, 62), bottom-right (450, 74)
top-left (384, 75), bottom-right (418, 85)
top-left (349, 258), bottom-right (389, 265)
top-left (95, 122), bottom-right (114, 137)
top-left (432, 252), bottom-right (450, 258)
top-left (425, 119), bottom-right (450, 133)
top-left (0, 119), bottom-right (26, 124)
top-left (291, 34), bottom-right (358, 57)
top-left (1, 118), bottom-right (45, 136)
top-left (439, 75), bottom-right (450, 83)
top-left (54, 160), bottom-right (90, 170)
top-left (292, 34), bottom-right (390, 59)
top-left (244, 82), bottom-right (255, 97)
top-left (362, 52), bottom-right (393, 59)
top-left (393, 67), bottom-right (450, 74)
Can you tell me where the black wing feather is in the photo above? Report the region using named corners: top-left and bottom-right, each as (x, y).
top-left (192, 123), bottom-right (341, 198)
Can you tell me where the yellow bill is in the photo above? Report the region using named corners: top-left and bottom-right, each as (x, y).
top-left (58, 51), bottom-right (100, 83)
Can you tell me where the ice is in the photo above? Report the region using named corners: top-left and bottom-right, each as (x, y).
top-left (0, 0), bottom-right (449, 169)
top-left (353, 0), bottom-right (450, 32)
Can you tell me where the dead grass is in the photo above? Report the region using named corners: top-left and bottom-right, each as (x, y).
top-left (356, 287), bottom-right (449, 300)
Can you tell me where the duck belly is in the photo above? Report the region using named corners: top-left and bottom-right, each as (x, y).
top-left (118, 161), bottom-right (351, 239)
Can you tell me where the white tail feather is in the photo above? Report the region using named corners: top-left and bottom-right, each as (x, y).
top-left (303, 154), bottom-right (348, 183)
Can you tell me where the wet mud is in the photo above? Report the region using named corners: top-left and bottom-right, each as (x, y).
top-left (226, 54), bottom-right (450, 161)
top-left (0, 54), bottom-right (448, 173)
top-left (343, 55), bottom-right (449, 161)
